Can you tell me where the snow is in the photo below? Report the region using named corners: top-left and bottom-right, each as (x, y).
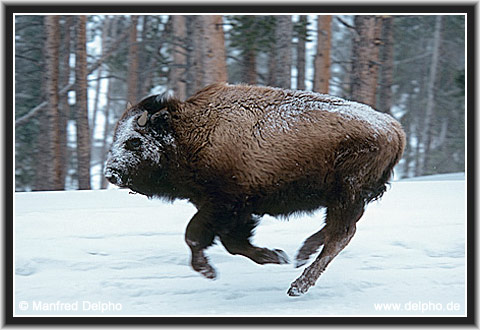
top-left (14, 174), bottom-right (466, 316)
top-left (104, 115), bottom-right (164, 187)
top-left (260, 88), bottom-right (397, 137)
top-left (291, 90), bottom-right (396, 134)
top-left (400, 172), bottom-right (465, 181)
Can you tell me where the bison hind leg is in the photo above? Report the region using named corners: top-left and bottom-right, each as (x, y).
top-left (288, 202), bottom-right (365, 296)
top-left (219, 214), bottom-right (290, 265)
top-left (295, 227), bottom-right (326, 268)
top-left (221, 237), bottom-right (290, 265)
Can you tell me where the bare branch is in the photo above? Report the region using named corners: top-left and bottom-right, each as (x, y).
top-left (15, 84), bottom-right (72, 127)
top-left (336, 17), bottom-right (356, 31)
top-left (15, 54), bottom-right (43, 65)
top-left (15, 28), bottom-right (130, 127)
top-left (394, 51), bottom-right (432, 65)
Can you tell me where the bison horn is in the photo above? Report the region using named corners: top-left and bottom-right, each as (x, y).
top-left (137, 111), bottom-right (148, 127)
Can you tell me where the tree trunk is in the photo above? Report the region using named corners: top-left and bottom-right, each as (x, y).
top-left (75, 16), bottom-right (91, 190)
top-left (34, 19), bottom-right (50, 192)
top-left (100, 77), bottom-right (114, 189)
top-left (274, 15), bottom-right (292, 89)
top-left (127, 15), bottom-right (139, 104)
top-left (100, 17), bottom-right (117, 189)
top-left (418, 15), bottom-right (443, 175)
top-left (313, 15), bottom-right (332, 93)
top-left (185, 15), bottom-right (227, 92)
top-left (90, 16), bottom-right (111, 154)
top-left (44, 15), bottom-right (63, 190)
top-left (296, 15), bottom-right (307, 90)
top-left (58, 15), bottom-right (73, 189)
top-left (169, 15), bottom-right (187, 100)
top-left (200, 15), bottom-right (228, 86)
top-left (16, 26), bottom-right (130, 128)
top-left (90, 61), bottom-right (103, 144)
top-left (192, 16), bottom-right (205, 92)
top-left (377, 16), bottom-right (394, 113)
top-left (185, 16), bottom-right (197, 97)
top-left (267, 45), bottom-right (276, 86)
top-left (351, 15), bottom-right (383, 107)
top-left (33, 113), bottom-right (49, 191)
top-left (137, 15), bottom-right (150, 98)
top-left (243, 47), bottom-right (257, 85)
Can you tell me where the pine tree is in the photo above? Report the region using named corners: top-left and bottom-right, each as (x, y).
top-left (201, 15), bottom-right (228, 86)
top-left (417, 15), bottom-right (443, 176)
top-left (313, 15), bottom-right (332, 93)
top-left (44, 15), bottom-right (63, 190)
top-left (169, 15), bottom-right (187, 100)
top-left (58, 16), bottom-right (73, 188)
top-left (15, 15), bottom-right (46, 190)
top-left (351, 15), bottom-right (383, 107)
top-left (296, 15), bottom-right (308, 90)
top-left (377, 16), bottom-right (394, 114)
top-left (226, 15), bottom-right (276, 86)
top-left (74, 15), bottom-right (91, 190)
top-left (273, 15), bottom-right (292, 88)
top-left (393, 15), bottom-right (464, 177)
top-left (127, 15), bottom-right (139, 104)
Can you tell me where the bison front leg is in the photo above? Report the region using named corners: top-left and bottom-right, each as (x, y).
top-left (185, 208), bottom-right (217, 279)
top-left (288, 203), bottom-right (364, 296)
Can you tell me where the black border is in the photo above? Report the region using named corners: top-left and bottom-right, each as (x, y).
top-left (465, 2), bottom-right (477, 326)
top-left (5, 3), bottom-right (476, 326)
top-left (3, 4), bottom-right (478, 14)
top-left (4, 2), bottom-right (14, 328)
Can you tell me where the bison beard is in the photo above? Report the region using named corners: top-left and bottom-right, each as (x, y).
top-left (105, 83), bottom-right (406, 296)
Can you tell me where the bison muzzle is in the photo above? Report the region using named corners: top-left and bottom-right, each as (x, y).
top-left (105, 83), bottom-right (406, 296)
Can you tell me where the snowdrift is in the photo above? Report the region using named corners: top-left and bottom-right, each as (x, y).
top-left (14, 176), bottom-right (466, 316)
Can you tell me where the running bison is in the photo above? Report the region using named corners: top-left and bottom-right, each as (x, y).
top-left (105, 83), bottom-right (406, 296)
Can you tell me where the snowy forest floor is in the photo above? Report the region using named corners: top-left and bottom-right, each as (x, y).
top-left (14, 174), bottom-right (466, 317)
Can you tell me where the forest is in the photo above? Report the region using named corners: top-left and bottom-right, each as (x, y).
top-left (14, 14), bottom-right (466, 191)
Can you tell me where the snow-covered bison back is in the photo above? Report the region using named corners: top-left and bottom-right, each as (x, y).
top-left (105, 83), bottom-right (406, 296)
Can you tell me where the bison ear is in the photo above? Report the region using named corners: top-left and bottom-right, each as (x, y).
top-left (150, 109), bottom-right (171, 134)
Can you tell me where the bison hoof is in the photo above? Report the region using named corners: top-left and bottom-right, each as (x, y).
top-left (287, 283), bottom-right (309, 297)
top-left (287, 275), bottom-right (314, 297)
top-left (287, 285), bottom-right (302, 297)
top-left (191, 254), bottom-right (217, 279)
top-left (294, 258), bottom-right (309, 268)
top-left (193, 263), bottom-right (217, 280)
top-left (255, 248), bottom-right (290, 264)
top-left (274, 249), bottom-right (290, 264)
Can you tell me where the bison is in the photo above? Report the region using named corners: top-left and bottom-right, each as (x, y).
top-left (104, 83), bottom-right (406, 296)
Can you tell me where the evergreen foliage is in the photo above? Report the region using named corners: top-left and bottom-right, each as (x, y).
top-left (13, 14), bottom-right (467, 190)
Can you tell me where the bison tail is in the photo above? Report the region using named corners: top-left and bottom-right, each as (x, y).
top-left (362, 125), bottom-right (406, 204)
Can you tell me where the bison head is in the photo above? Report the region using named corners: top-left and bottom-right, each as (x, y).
top-left (104, 92), bottom-right (177, 195)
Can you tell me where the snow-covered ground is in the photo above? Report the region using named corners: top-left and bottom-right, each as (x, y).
top-left (14, 174), bottom-right (466, 317)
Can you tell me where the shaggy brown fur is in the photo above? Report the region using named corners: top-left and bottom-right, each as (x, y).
top-left (105, 83), bottom-right (406, 296)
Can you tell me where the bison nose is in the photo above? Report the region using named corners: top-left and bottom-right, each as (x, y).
top-left (105, 173), bottom-right (117, 185)
top-left (104, 167), bottom-right (120, 185)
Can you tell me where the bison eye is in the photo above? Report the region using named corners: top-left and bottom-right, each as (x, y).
top-left (125, 138), bottom-right (142, 151)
